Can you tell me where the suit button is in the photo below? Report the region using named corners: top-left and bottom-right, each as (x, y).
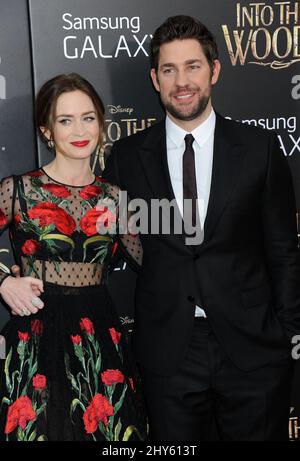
top-left (187, 296), bottom-right (195, 302)
top-left (193, 254), bottom-right (199, 261)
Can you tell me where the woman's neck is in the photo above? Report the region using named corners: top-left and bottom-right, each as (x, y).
top-left (42, 158), bottom-right (94, 187)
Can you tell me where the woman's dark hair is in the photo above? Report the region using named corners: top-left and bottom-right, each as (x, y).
top-left (35, 73), bottom-right (105, 149)
top-left (150, 15), bottom-right (219, 74)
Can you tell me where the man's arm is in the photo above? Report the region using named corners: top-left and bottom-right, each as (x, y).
top-left (262, 132), bottom-right (300, 340)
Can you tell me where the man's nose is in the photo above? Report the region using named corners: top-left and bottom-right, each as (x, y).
top-left (174, 69), bottom-right (189, 87)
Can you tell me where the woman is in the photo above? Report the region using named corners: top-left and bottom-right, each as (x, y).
top-left (0, 73), bottom-right (147, 441)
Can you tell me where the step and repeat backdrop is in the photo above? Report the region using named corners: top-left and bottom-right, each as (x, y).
top-left (0, 0), bottom-right (299, 439)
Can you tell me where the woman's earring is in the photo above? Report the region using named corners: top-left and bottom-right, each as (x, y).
top-left (47, 139), bottom-right (55, 149)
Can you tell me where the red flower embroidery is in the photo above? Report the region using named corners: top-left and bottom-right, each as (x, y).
top-left (42, 183), bottom-right (71, 198)
top-left (80, 206), bottom-right (116, 237)
top-left (101, 369), bottom-right (125, 386)
top-left (27, 171), bottom-right (44, 177)
top-left (33, 374), bottom-right (47, 391)
top-left (21, 239), bottom-right (40, 256)
top-left (128, 378), bottom-right (135, 391)
top-left (79, 185), bottom-right (102, 200)
top-left (96, 176), bottom-right (108, 183)
top-left (0, 209), bottom-right (7, 228)
top-left (28, 202), bottom-right (76, 236)
top-left (83, 394), bottom-right (114, 434)
top-left (5, 396), bottom-right (36, 434)
top-left (97, 208), bottom-right (117, 233)
top-left (28, 202), bottom-right (56, 227)
top-left (31, 319), bottom-right (43, 336)
top-left (14, 214), bottom-right (21, 226)
top-left (71, 335), bottom-right (82, 345)
top-left (109, 328), bottom-right (121, 345)
top-left (54, 208), bottom-right (76, 236)
top-left (80, 318), bottom-right (95, 335)
top-left (111, 242), bottom-right (118, 257)
top-left (18, 332), bottom-right (29, 343)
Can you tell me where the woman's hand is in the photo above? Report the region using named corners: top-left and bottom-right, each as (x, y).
top-left (0, 274), bottom-right (44, 317)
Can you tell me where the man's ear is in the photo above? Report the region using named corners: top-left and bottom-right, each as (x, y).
top-left (150, 68), bottom-right (160, 92)
top-left (211, 60), bottom-right (221, 86)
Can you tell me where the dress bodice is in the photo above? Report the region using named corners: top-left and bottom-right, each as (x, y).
top-left (0, 169), bottom-right (142, 287)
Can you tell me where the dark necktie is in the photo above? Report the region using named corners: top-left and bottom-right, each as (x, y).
top-left (183, 134), bottom-right (198, 230)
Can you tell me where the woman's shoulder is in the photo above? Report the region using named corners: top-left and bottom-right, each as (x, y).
top-left (21, 168), bottom-right (45, 179)
top-left (6, 169), bottom-right (45, 190)
top-left (4, 168), bottom-right (45, 183)
top-left (0, 168), bottom-right (38, 188)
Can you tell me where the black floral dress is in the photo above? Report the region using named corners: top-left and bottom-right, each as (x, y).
top-left (0, 169), bottom-right (146, 441)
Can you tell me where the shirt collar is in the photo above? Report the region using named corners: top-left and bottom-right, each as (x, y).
top-left (166, 108), bottom-right (216, 148)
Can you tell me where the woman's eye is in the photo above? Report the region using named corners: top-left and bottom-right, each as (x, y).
top-left (58, 119), bottom-right (71, 125)
top-left (84, 116), bottom-right (96, 122)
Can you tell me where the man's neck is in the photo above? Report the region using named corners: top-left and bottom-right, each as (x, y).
top-left (167, 102), bottom-right (213, 132)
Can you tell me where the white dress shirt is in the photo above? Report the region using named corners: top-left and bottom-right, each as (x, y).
top-left (166, 108), bottom-right (216, 317)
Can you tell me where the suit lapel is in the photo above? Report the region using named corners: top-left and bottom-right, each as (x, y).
top-left (203, 114), bottom-right (244, 244)
top-left (138, 121), bottom-right (192, 251)
top-left (137, 115), bottom-right (245, 250)
top-left (138, 121), bottom-right (174, 202)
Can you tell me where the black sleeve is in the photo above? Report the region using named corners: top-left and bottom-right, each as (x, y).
top-left (261, 132), bottom-right (300, 339)
top-left (102, 143), bottom-right (121, 187)
top-left (0, 176), bottom-right (15, 286)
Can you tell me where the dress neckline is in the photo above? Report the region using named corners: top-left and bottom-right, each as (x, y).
top-left (40, 168), bottom-right (96, 188)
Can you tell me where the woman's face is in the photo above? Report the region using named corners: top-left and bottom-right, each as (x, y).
top-left (43, 90), bottom-right (100, 160)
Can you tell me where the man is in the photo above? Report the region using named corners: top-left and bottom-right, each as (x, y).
top-left (103, 15), bottom-right (300, 441)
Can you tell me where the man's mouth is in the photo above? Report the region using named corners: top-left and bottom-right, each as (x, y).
top-left (173, 91), bottom-right (196, 102)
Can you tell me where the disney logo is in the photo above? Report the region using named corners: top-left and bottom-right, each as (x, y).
top-left (107, 105), bottom-right (134, 115)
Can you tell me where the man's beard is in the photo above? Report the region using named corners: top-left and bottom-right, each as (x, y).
top-left (162, 89), bottom-right (210, 122)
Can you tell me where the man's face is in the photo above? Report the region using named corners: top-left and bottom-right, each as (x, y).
top-left (151, 39), bottom-right (220, 126)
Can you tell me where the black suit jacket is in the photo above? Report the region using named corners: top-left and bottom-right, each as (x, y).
top-left (103, 113), bottom-right (300, 376)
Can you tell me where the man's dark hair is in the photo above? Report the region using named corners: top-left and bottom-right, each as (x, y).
top-left (150, 15), bottom-right (219, 73)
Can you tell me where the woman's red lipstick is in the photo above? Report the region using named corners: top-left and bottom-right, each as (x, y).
top-left (71, 140), bottom-right (89, 147)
